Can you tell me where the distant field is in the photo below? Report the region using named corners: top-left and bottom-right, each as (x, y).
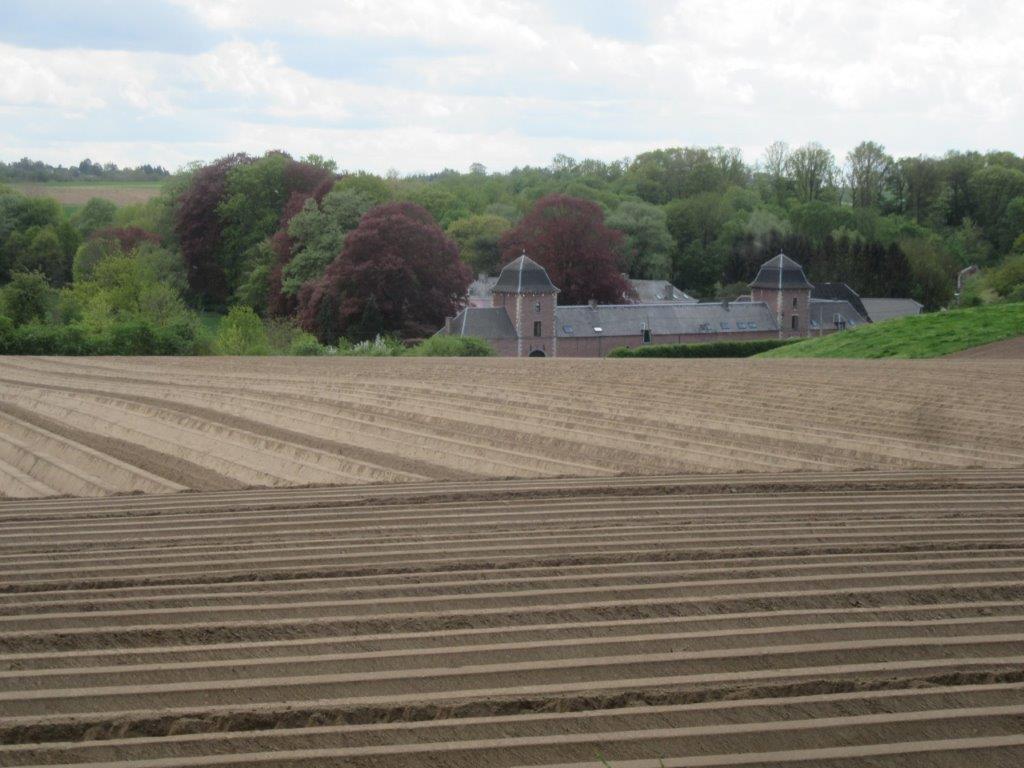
top-left (8, 181), bottom-right (163, 207)
top-left (761, 302), bottom-right (1024, 359)
top-left (1, 356), bottom-right (1023, 498)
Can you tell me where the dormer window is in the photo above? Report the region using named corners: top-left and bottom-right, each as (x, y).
top-left (534, 301), bottom-right (541, 313)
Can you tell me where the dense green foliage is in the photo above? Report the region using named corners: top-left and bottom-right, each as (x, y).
top-left (758, 303), bottom-right (1024, 359)
top-left (607, 339), bottom-right (797, 358)
top-left (4, 142), bottom-right (1024, 356)
top-left (408, 335), bottom-right (495, 356)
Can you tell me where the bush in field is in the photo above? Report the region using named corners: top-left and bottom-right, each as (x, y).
top-left (607, 339), bottom-right (797, 358)
top-left (214, 306), bottom-right (270, 355)
top-left (409, 335), bottom-right (495, 356)
top-left (287, 332), bottom-right (325, 356)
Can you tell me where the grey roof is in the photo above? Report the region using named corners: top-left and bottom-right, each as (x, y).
top-left (809, 299), bottom-right (867, 330)
top-left (471, 274), bottom-right (694, 304)
top-left (811, 282), bottom-right (869, 321)
top-left (749, 253), bottom-right (813, 290)
top-left (628, 279), bottom-right (698, 304)
top-left (555, 302), bottom-right (779, 338)
top-left (861, 298), bottom-right (923, 323)
top-left (492, 254), bottom-right (559, 295)
top-left (445, 307), bottom-right (517, 339)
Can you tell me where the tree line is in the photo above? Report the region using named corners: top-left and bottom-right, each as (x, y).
top-left (0, 158), bottom-right (170, 183)
top-left (2, 142), bottom-right (1023, 354)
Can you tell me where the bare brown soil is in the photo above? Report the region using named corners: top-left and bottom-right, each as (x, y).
top-left (0, 472), bottom-right (1022, 766)
top-left (1, 356), bottom-right (1023, 499)
top-left (945, 336), bottom-right (1024, 359)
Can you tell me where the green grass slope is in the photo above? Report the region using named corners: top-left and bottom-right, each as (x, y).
top-left (758, 302), bottom-right (1024, 359)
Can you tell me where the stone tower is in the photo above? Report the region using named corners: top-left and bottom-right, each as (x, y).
top-left (491, 253), bottom-right (560, 357)
top-left (749, 253), bottom-right (812, 338)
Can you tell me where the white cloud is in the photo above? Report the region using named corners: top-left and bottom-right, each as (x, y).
top-left (1, 1), bottom-right (1022, 170)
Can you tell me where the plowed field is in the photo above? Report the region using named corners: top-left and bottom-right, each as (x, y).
top-left (2, 472), bottom-right (1023, 766)
top-left (2, 356), bottom-right (1024, 499)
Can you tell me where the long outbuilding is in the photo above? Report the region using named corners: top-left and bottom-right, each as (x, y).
top-left (441, 253), bottom-right (872, 357)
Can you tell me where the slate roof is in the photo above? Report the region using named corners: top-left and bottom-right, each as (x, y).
top-left (811, 282), bottom-right (870, 321)
top-left (492, 254), bottom-right (559, 294)
top-left (628, 279), bottom-right (698, 304)
top-left (446, 307), bottom-right (517, 339)
top-left (861, 298), bottom-right (924, 323)
top-left (809, 299), bottom-right (867, 331)
top-left (749, 253), bottom-right (813, 290)
top-left (554, 302), bottom-right (779, 338)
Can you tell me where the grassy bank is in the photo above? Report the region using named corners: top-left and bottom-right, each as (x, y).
top-left (759, 302), bottom-right (1024, 359)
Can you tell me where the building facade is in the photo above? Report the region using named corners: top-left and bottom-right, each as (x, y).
top-left (440, 252), bottom-right (868, 357)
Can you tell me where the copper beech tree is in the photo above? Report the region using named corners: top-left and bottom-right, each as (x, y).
top-left (298, 202), bottom-right (471, 343)
top-left (498, 194), bottom-right (631, 305)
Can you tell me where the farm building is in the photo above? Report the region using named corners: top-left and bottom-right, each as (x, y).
top-left (441, 252), bottom-right (873, 357)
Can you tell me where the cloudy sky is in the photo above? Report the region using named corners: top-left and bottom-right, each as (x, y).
top-left (1, 0), bottom-right (1021, 174)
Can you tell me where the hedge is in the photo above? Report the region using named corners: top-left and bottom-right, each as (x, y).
top-left (606, 338), bottom-right (798, 358)
top-left (0, 319), bottom-right (202, 355)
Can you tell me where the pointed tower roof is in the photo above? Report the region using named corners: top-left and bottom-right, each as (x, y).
top-left (492, 253), bottom-right (559, 294)
top-left (749, 253), bottom-right (813, 290)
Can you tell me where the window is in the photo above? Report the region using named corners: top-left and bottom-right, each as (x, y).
top-left (593, 326), bottom-right (603, 333)
top-left (534, 301), bottom-right (542, 313)
top-left (791, 315), bottom-right (799, 330)
top-left (792, 297), bottom-right (799, 309)
top-left (562, 324), bottom-right (574, 335)
top-left (642, 328), bottom-right (652, 344)
top-left (748, 322), bottom-right (758, 330)
top-left (719, 322), bottom-right (730, 330)
top-left (533, 320), bottom-right (543, 337)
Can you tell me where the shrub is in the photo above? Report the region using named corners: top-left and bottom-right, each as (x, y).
top-left (1, 271), bottom-right (54, 326)
top-left (343, 335), bottom-right (405, 356)
top-left (106, 321), bottom-right (159, 355)
top-left (409, 335), bottom-right (495, 356)
top-left (607, 339), bottom-right (798, 358)
top-left (0, 315), bottom-right (13, 353)
top-left (287, 332), bottom-right (325, 356)
top-left (214, 305), bottom-right (270, 355)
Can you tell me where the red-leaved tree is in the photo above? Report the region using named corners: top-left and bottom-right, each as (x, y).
top-left (499, 194), bottom-right (632, 305)
top-left (298, 202), bottom-right (471, 342)
top-left (174, 153), bottom-right (251, 307)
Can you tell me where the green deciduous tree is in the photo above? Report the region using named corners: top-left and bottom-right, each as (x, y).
top-left (446, 213), bottom-right (511, 275)
top-left (788, 143), bottom-right (840, 203)
top-left (214, 305), bottom-right (270, 355)
top-left (606, 200), bottom-right (673, 280)
top-left (71, 198), bottom-right (117, 238)
top-left (0, 271), bottom-right (54, 325)
top-left (845, 141), bottom-right (893, 209)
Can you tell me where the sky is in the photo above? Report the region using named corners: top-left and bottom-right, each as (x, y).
top-left (1, 0), bottom-right (1021, 175)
